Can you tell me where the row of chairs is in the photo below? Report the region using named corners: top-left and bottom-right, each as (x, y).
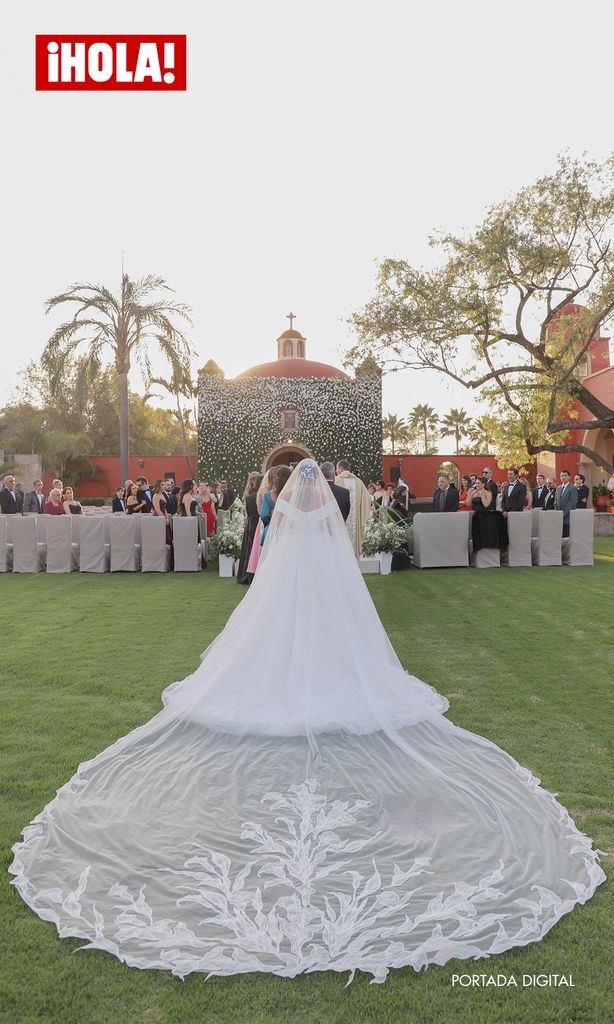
top-left (412, 509), bottom-right (594, 569)
top-left (0, 514), bottom-right (205, 573)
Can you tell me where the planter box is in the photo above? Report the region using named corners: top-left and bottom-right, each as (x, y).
top-left (358, 556), bottom-right (380, 574)
top-left (219, 554), bottom-right (234, 577)
top-left (378, 551), bottom-right (393, 575)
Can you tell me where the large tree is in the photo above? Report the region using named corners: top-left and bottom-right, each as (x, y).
top-left (42, 273), bottom-right (193, 481)
top-left (382, 413), bottom-right (409, 454)
top-left (348, 154), bottom-right (614, 472)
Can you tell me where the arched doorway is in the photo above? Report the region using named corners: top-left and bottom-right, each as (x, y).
top-left (262, 442), bottom-right (313, 472)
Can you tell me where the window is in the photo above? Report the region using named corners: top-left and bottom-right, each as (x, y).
top-left (283, 340), bottom-right (293, 357)
top-left (281, 410), bottom-right (298, 431)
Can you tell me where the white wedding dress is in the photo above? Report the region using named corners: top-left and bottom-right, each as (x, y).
top-left (10, 461), bottom-right (604, 983)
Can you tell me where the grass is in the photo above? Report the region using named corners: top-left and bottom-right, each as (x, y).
top-left (1, 540), bottom-right (613, 1024)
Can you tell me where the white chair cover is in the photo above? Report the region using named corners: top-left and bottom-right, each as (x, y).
top-left (504, 512), bottom-right (532, 567)
top-left (413, 512), bottom-right (469, 568)
top-left (0, 516), bottom-right (9, 571)
top-left (79, 517), bottom-right (108, 573)
top-left (45, 516), bottom-right (77, 573)
top-left (531, 511), bottom-right (563, 566)
top-left (10, 516), bottom-right (46, 573)
top-left (109, 516), bottom-right (140, 572)
top-left (33, 514), bottom-right (49, 542)
top-left (140, 516), bottom-right (171, 572)
top-left (562, 509), bottom-right (594, 566)
top-left (472, 547), bottom-right (500, 568)
top-left (172, 516), bottom-right (201, 572)
top-left (531, 508), bottom-right (542, 536)
top-left (69, 515), bottom-right (82, 542)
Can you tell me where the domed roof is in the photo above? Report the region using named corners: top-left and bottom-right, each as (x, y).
top-left (277, 328), bottom-right (306, 340)
top-left (238, 358), bottom-right (349, 380)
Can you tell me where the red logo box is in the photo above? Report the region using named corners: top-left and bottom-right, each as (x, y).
top-left (35, 35), bottom-right (187, 91)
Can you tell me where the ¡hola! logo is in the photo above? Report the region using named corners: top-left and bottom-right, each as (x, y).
top-left (35, 35), bottom-right (187, 91)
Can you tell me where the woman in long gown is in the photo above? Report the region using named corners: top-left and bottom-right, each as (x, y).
top-left (236, 472), bottom-right (263, 585)
top-left (10, 461), bottom-right (604, 983)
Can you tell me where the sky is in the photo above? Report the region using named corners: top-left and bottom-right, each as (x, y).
top-left (2, 0), bottom-right (613, 427)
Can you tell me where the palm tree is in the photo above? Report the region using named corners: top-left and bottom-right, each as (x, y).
top-left (470, 416), bottom-right (496, 455)
top-left (440, 407), bottom-right (473, 454)
top-left (42, 273), bottom-right (193, 482)
top-left (382, 413), bottom-right (409, 454)
top-left (408, 404), bottom-right (439, 454)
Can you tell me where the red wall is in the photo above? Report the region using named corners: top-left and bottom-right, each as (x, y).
top-left (383, 454), bottom-right (535, 499)
top-left (43, 455), bottom-right (197, 498)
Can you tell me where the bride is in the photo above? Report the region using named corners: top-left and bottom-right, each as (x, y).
top-left (10, 460), bottom-right (604, 983)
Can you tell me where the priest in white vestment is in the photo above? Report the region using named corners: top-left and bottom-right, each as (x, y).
top-left (335, 460), bottom-right (372, 556)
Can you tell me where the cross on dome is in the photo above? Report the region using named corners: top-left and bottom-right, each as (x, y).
top-left (287, 312), bottom-right (296, 330)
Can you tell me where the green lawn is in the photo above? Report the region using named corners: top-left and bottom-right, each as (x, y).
top-left (1, 541), bottom-right (613, 1024)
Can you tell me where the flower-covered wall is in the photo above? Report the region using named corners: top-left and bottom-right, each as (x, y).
top-left (198, 363), bottom-right (382, 490)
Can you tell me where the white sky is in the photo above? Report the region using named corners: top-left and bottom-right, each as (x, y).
top-left (2, 0), bottom-right (613, 427)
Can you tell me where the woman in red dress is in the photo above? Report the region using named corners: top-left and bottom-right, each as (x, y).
top-left (43, 488), bottom-right (66, 514)
top-left (457, 474), bottom-right (473, 511)
top-left (197, 481), bottom-right (217, 537)
top-left (152, 479), bottom-right (173, 544)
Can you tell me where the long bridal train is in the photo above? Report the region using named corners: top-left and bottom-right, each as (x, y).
top-left (10, 462), bottom-right (605, 983)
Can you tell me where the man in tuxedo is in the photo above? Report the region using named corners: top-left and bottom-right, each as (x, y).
top-left (23, 479), bottom-right (45, 513)
top-left (533, 474), bottom-right (547, 508)
top-left (0, 474), bottom-right (23, 514)
top-left (574, 473), bottom-right (589, 510)
top-left (501, 467), bottom-right (527, 517)
top-left (112, 486), bottom-right (127, 513)
top-left (555, 469), bottom-right (578, 537)
top-left (219, 479), bottom-right (236, 511)
top-left (432, 474), bottom-right (459, 512)
top-left (163, 477), bottom-right (178, 515)
top-left (320, 462), bottom-right (350, 521)
top-left (543, 478), bottom-right (556, 510)
top-left (135, 476), bottom-right (153, 513)
top-left (482, 467), bottom-right (499, 508)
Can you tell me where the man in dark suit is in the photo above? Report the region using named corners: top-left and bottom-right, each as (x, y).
top-left (533, 474), bottom-right (547, 508)
top-left (163, 477), bottom-right (178, 515)
top-left (23, 479), bottom-right (45, 513)
top-left (482, 467), bottom-right (499, 509)
top-left (135, 476), bottom-right (153, 513)
top-left (219, 479), bottom-right (236, 511)
top-left (432, 474), bottom-right (459, 512)
top-left (0, 474), bottom-right (22, 514)
top-left (574, 473), bottom-right (589, 510)
top-left (320, 462), bottom-right (350, 521)
top-left (501, 467), bottom-right (527, 517)
top-left (555, 469), bottom-right (578, 537)
top-left (112, 486), bottom-right (127, 512)
top-left (543, 479), bottom-right (556, 510)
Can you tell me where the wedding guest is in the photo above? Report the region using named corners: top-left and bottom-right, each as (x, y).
top-left (575, 473), bottom-right (589, 509)
top-left (501, 467), bottom-right (527, 517)
top-left (163, 478), bottom-right (178, 516)
top-left (372, 480), bottom-right (389, 509)
top-left (471, 477), bottom-right (505, 554)
top-left (63, 487), bottom-right (83, 514)
top-left (367, 483), bottom-right (376, 497)
top-left (135, 477), bottom-right (153, 514)
top-left (555, 469), bottom-right (578, 537)
top-left (52, 479), bottom-right (64, 500)
top-left (457, 474), bottom-right (473, 510)
top-left (112, 486), bottom-right (126, 512)
top-left (496, 481), bottom-right (504, 512)
top-left (432, 474), bottom-right (459, 512)
top-left (44, 488), bottom-right (66, 515)
top-left (260, 466), bottom-right (292, 546)
top-left (124, 479), bottom-right (134, 501)
top-left (335, 460), bottom-right (372, 556)
top-left (482, 467), bottom-right (499, 505)
top-left (197, 481), bottom-right (217, 536)
top-left (179, 479), bottom-right (198, 517)
top-left (0, 474), bottom-right (22, 514)
top-left (386, 483), bottom-right (395, 503)
top-left (236, 471), bottom-right (263, 585)
top-left (388, 486), bottom-right (411, 523)
top-left (320, 462), bottom-right (350, 521)
top-left (219, 479), bottom-right (236, 511)
top-left (152, 479), bottom-right (173, 543)
top-left (543, 479), bottom-right (557, 510)
top-left (126, 483), bottom-right (147, 514)
top-left (533, 474), bottom-right (547, 508)
top-left (246, 469), bottom-right (276, 575)
top-left (23, 480), bottom-right (45, 514)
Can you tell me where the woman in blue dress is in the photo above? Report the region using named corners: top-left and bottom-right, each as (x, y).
top-left (260, 465), bottom-right (292, 545)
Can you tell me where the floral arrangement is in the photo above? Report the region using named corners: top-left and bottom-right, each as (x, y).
top-left (208, 505), bottom-right (246, 560)
top-left (361, 517), bottom-right (409, 556)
